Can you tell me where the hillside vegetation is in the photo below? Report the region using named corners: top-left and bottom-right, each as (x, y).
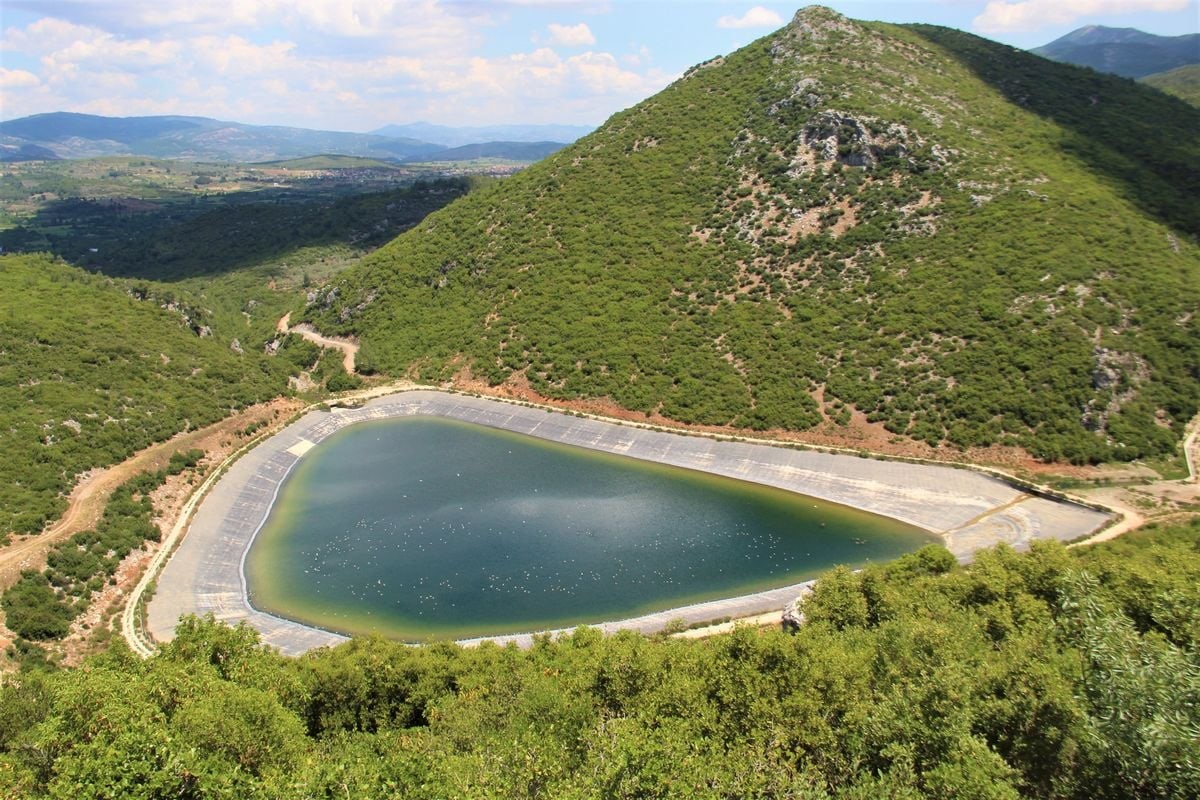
top-left (307, 7), bottom-right (1200, 465)
top-left (0, 161), bottom-right (481, 538)
top-left (1141, 64), bottom-right (1200, 106)
top-left (3, 520), bottom-right (1198, 797)
top-left (0, 254), bottom-right (294, 537)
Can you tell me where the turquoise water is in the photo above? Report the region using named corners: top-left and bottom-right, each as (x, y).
top-left (245, 417), bottom-right (931, 639)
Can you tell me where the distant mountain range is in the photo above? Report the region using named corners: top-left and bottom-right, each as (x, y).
top-left (416, 141), bottom-right (567, 163)
top-left (0, 112), bottom-right (441, 162)
top-left (1033, 25), bottom-right (1199, 78)
top-left (371, 122), bottom-right (594, 148)
top-left (0, 142), bottom-right (60, 162)
top-left (0, 112), bottom-right (573, 164)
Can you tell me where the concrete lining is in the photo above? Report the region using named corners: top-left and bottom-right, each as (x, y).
top-left (147, 389), bottom-right (1112, 655)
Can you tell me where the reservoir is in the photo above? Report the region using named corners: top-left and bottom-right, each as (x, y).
top-left (245, 416), bottom-right (932, 640)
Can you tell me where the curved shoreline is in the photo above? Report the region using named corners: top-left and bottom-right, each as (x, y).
top-left (147, 389), bottom-right (1113, 655)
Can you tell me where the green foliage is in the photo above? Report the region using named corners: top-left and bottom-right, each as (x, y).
top-left (308, 11), bottom-right (1199, 464)
top-left (1, 454), bottom-right (198, 640)
top-left (1141, 65), bottom-right (1200, 107)
top-left (1, 572), bottom-right (75, 641)
top-left (324, 370), bottom-right (361, 392)
top-left (1059, 570), bottom-right (1200, 799)
top-left (0, 254), bottom-right (291, 535)
top-left (2, 519), bottom-right (1198, 797)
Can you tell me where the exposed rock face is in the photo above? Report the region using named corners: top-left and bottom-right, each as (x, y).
top-left (781, 596), bottom-right (806, 631)
top-left (784, 5), bottom-right (863, 44)
top-left (798, 112), bottom-right (919, 169)
top-left (229, 338), bottom-right (243, 355)
top-left (1081, 347), bottom-right (1154, 434)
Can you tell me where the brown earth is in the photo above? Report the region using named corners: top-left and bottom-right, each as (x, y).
top-left (277, 312), bottom-right (359, 373)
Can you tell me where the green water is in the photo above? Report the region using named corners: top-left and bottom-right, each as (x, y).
top-left (245, 417), bottom-right (932, 639)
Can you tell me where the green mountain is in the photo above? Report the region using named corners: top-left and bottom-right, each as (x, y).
top-left (1141, 64), bottom-right (1200, 106)
top-left (0, 112), bottom-right (443, 162)
top-left (305, 7), bottom-right (1200, 465)
top-left (1033, 26), bottom-right (1200, 78)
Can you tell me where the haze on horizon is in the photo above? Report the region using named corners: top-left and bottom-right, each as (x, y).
top-left (1, 0), bottom-right (1197, 133)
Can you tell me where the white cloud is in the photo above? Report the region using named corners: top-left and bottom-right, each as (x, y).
top-left (2, 17), bottom-right (100, 54)
top-left (974, 0), bottom-right (1191, 33)
top-left (0, 68), bottom-right (41, 89)
top-left (546, 22), bottom-right (596, 46)
top-left (190, 35), bottom-right (296, 76)
top-left (0, 3), bottom-right (666, 129)
top-left (716, 5), bottom-right (783, 30)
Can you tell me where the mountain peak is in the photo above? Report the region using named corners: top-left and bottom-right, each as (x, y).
top-left (788, 5), bottom-right (858, 37)
top-left (308, 14), bottom-right (1199, 464)
top-left (1033, 25), bottom-right (1199, 78)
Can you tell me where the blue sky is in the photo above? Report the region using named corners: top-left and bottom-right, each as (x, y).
top-left (1, 1), bottom-right (1196, 131)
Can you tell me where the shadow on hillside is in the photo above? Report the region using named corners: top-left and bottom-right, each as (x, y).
top-left (0, 179), bottom-right (471, 282)
top-left (908, 25), bottom-right (1200, 237)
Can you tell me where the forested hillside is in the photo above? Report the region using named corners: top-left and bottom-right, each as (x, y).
top-left (0, 254), bottom-right (292, 537)
top-left (3, 520), bottom-right (1197, 797)
top-left (0, 159), bottom-right (483, 539)
top-left (308, 7), bottom-right (1200, 465)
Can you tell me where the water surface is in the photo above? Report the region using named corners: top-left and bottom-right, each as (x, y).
top-left (246, 417), bottom-right (931, 639)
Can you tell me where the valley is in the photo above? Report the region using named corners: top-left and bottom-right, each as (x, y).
top-left (2, 1), bottom-right (1196, 670)
top-left (0, 4), bottom-right (1197, 797)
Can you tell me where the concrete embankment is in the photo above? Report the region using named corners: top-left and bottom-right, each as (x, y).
top-left (147, 390), bottom-right (1112, 656)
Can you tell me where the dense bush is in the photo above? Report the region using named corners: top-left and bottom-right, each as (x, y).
top-left (2, 520), bottom-right (1197, 797)
top-left (0, 254), bottom-right (290, 536)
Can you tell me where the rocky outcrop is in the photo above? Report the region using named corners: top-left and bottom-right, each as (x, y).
top-left (781, 597), bottom-right (805, 631)
top-left (797, 111), bottom-right (922, 170)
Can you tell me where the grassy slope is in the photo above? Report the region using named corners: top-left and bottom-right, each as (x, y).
top-left (308, 9), bottom-right (1199, 464)
top-left (1141, 64), bottom-right (1200, 106)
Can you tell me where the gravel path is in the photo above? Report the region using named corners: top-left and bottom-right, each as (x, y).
top-left (146, 389), bottom-right (1112, 655)
top-left (277, 313), bottom-right (359, 373)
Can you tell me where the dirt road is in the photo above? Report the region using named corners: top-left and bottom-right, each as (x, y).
top-left (0, 399), bottom-right (301, 600)
top-left (277, 312), bottom-right (359, 373)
